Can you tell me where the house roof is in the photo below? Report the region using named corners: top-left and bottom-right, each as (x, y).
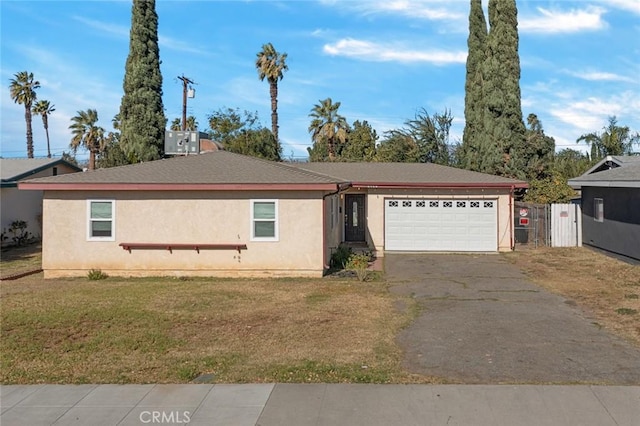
top-left (568, 161), bottom-right (640, 189)
top-left (294, 162), bottom-right (528, 189)
top-left (18, 151), bottom-right (528, 192)
top-left (1, 158), bottom-right (82, 187)
top-left (582, 155), bottom-right (640, 176)
top-left (18, 151), bottom-right (345, 191)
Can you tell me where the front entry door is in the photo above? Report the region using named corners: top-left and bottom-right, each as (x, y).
top-left (345, 194), bottom-right (366, 242)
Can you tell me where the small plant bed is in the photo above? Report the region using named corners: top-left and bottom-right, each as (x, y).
top-left (505, 247), bottom-right (640, 346)
top-left (1, 275), bottom-right (420, 384)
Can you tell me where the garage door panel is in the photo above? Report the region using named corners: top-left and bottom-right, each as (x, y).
top-left (385, 198), bottom-right (497, 252)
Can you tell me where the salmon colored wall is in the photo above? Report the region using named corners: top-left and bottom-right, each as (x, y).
top-left (42, 190), bottom-right (327, 278)
top-left (342, 187), bottom-right (514, 255)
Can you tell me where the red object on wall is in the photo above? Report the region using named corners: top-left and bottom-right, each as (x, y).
top-left (519, 218), bottom-right (529, 226)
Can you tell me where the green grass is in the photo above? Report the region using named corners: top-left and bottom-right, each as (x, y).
top-left (1, 276), bottom-right (418, 384)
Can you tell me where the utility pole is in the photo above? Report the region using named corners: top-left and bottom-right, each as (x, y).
top-left (177, 75), bottom-right (195, 131)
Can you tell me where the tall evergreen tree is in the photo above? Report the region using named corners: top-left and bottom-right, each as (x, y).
top-left (461, 0), bottom-right (488, 171)
top-left (119, 0), bottom-right (166, 163)
top-left (482, 0), bottom-right (526, 178)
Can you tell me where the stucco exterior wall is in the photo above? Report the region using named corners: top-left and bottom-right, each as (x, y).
top-left (2, 163), bottom-right (80, 241)
top-left (343, 188), bottom-right (513, 255)
top-left (42, 190), bottom-right (327, 278)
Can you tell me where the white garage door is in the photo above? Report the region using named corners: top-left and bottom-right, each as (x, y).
top-left (385, 199), bottom-right (498, 252)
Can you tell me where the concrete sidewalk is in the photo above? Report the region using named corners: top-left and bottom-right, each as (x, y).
top-left (2, 384), bottom-right (639, 426)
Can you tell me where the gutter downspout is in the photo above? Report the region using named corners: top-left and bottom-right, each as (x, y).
top-left (322, 183), bottom-right (352, 271)
top-left (509, 185), bottom-right (515, 251)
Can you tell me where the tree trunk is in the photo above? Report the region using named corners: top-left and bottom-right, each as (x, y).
top-left (43, 115), bottom-right (51, 158)
top-left (25, 107), bottom-right (34, 158)
top-left (269, 81), bottom-right (279, 142)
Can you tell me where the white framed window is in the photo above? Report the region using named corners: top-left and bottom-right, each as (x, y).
top-left (87, 200), bottom-right (115, 241)
top-left (594, 198), bottom-right (604, 222)
top-left (251, 200), bottom-right (278, 241)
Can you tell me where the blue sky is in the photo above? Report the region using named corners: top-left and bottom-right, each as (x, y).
top-left (1, 0), bottom-right (639, 161)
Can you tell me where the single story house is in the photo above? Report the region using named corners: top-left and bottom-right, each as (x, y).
top-left (568, 156), bottom-right (640, 261)
top-left (19, 151), bottom-right (527, 278)
top-left (1, 157), bottom-right (81, 243)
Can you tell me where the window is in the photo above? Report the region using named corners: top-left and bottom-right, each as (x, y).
top-left (429, 201), bottom-right (439, 208)
top-left (443, 201), bottom-right (453, 208)
top-left (471, 201), bottom-right (480, 208)
top-left (251, 200), bottom-right (278, 241)
top-left (389, 200), bottom-right (398, 207)
top-left (416, 201), bottom-right (425, 208)
top-left (594, 198), bottom-right (604, 222)
top-left (402, 200), bottom-right (412, 207)
top-left (457, 201), bottom-right (466, 208)
top-left (87, 200), bottom-right (115, 241)
top-left (484, 201), bottom-right (494, 208)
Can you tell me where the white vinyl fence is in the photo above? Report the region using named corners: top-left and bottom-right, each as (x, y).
top-left (551, 203), bottom-right (582, 247)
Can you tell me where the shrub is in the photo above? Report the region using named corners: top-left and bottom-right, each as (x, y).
top-left (330, 244), bottom-right (353, 269)
top-left (8, 220), bottom-right (33, 247)
top-left (87, 269), bottom-right (109, 280)
top-left (345, 253), bottom-right (371, 282)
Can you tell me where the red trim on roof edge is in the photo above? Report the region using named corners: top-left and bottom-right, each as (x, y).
top-left (18, 182), bottom-right (341, 191)
top-left (351, 182), bottom-right (529, 189)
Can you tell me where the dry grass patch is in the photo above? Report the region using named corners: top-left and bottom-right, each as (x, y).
top-left (1, 275), bottom-right (417, 384)
top-left (0, 243), bottom-right (42, 278)
top-left (505, 247), bottom-right (640, 345)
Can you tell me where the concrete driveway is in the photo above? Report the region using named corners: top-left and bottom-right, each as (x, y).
top-left (386, 253), bottom-right (640, 384)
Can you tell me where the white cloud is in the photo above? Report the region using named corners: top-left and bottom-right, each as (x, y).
top-left (519, 6), bottom-right (607, 34)
top-left (320, 0), bottom-right (465, 21)
top-left (566, 70), bottom-right (636, 83)
top-left (323, 38), bottom-right (466, 65)
top-left (597, 0), bottom-right (640, 15)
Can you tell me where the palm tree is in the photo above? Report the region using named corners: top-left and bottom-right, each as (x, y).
top-left (256, 42), bottom-right (288, 148)
top-left (577, 116), bottom-right (640, 161)
top-left (170, 118), bottom-right (181, 131)
top-left (308, 98), bottom-right (348, 160)
top-left (9, 71), bottom-right (40, 158)
top-left (32, 100), bottom-right (55, 158)
top-left (69, 109), bottom-right (104, 170)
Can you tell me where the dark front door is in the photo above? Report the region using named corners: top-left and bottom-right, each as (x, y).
top-left (345, 194), bottom-right (366, 242)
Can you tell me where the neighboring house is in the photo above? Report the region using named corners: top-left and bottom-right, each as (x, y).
top-left (19, 151), bottom-right (527, 278)
top-left (1, 158), bottom-right (81, 242)
top-left (568, 156), bottom-right (640, 261)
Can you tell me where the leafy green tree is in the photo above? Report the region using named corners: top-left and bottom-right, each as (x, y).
top-left (376, 132), bottom-right (419, 163)
top-left (481, 0), bottom-right (526, 179)
top-left (461, 0), bottom-right (488, 171)
top-left (207, 108), bottom-right (280, 161)
top-left (553, 148), bottom-right (591, 180)
top-left (96, 114), bottom-right (129, 168)
top-left (69, 109), bottom-right (104, 170)
top-left (577, 116), bottom-right (640, 161)
top-left (340, 120), bottom-right (378, 162)
top-left (119, 0), bottom-right (166, 163)
top-left (308, 98), bottom-right (349, 161)
top-left (379, 109), bottom-right (454, 165)
top-left (170, 118), bottom-right (181, 131)
top-left (171, 116), bottom-right (197, 131)
top-left (523, 173), bottom-right (577, 204)
top-left (9, 71), bottom-right (40, 158)
top-left (256, 42), bottom-right (288, 145)
top-left (32, 100), bottom-right (55, 158)
top-left (522, 113), bottom-right (555, 180)
top-left (61, 151), bottom-right (79, 167)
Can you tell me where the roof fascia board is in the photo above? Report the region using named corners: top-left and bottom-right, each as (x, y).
top-left (350, 181), bottom-right (528, 189)
top-left (18, 182), bottom-right (341, 191)
top-left (568, 180), bottom-right (640, 189)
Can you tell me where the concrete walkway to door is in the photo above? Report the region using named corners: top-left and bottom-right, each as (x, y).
top-left (386, 253), bottom-right (640, 384)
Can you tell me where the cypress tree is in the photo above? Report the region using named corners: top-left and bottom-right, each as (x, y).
top-left (461, 0), bottom-right (488, 172)
top-left (119, 0), bottom-right (166, 162)
top-left (482, 0), bottom-right (526, 178)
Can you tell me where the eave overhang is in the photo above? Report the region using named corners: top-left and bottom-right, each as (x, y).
top-left (349, 181), bottom-right (528, 190)
top-left (18, 182), bottom-right (341, 191)
top-left (568, 180), bottom-right (640, 189)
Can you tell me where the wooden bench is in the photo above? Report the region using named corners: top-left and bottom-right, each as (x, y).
top-left (119, 243), bottom-right (247, 254)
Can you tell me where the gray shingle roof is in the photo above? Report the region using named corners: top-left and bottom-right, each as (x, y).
top-left (569, 161), bottom-right (640, 188)
top-left (294, 162), bottom-right (527, 187)
top-left (1, 158), bottom-right (80, 182)
top-left (21, 151), bottom-right (343, 186)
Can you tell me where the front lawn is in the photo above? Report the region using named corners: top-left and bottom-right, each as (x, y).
top-left (506, 247), bottom-right (640, 346)
top-left (0, 274), bottom-right (418, 384)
